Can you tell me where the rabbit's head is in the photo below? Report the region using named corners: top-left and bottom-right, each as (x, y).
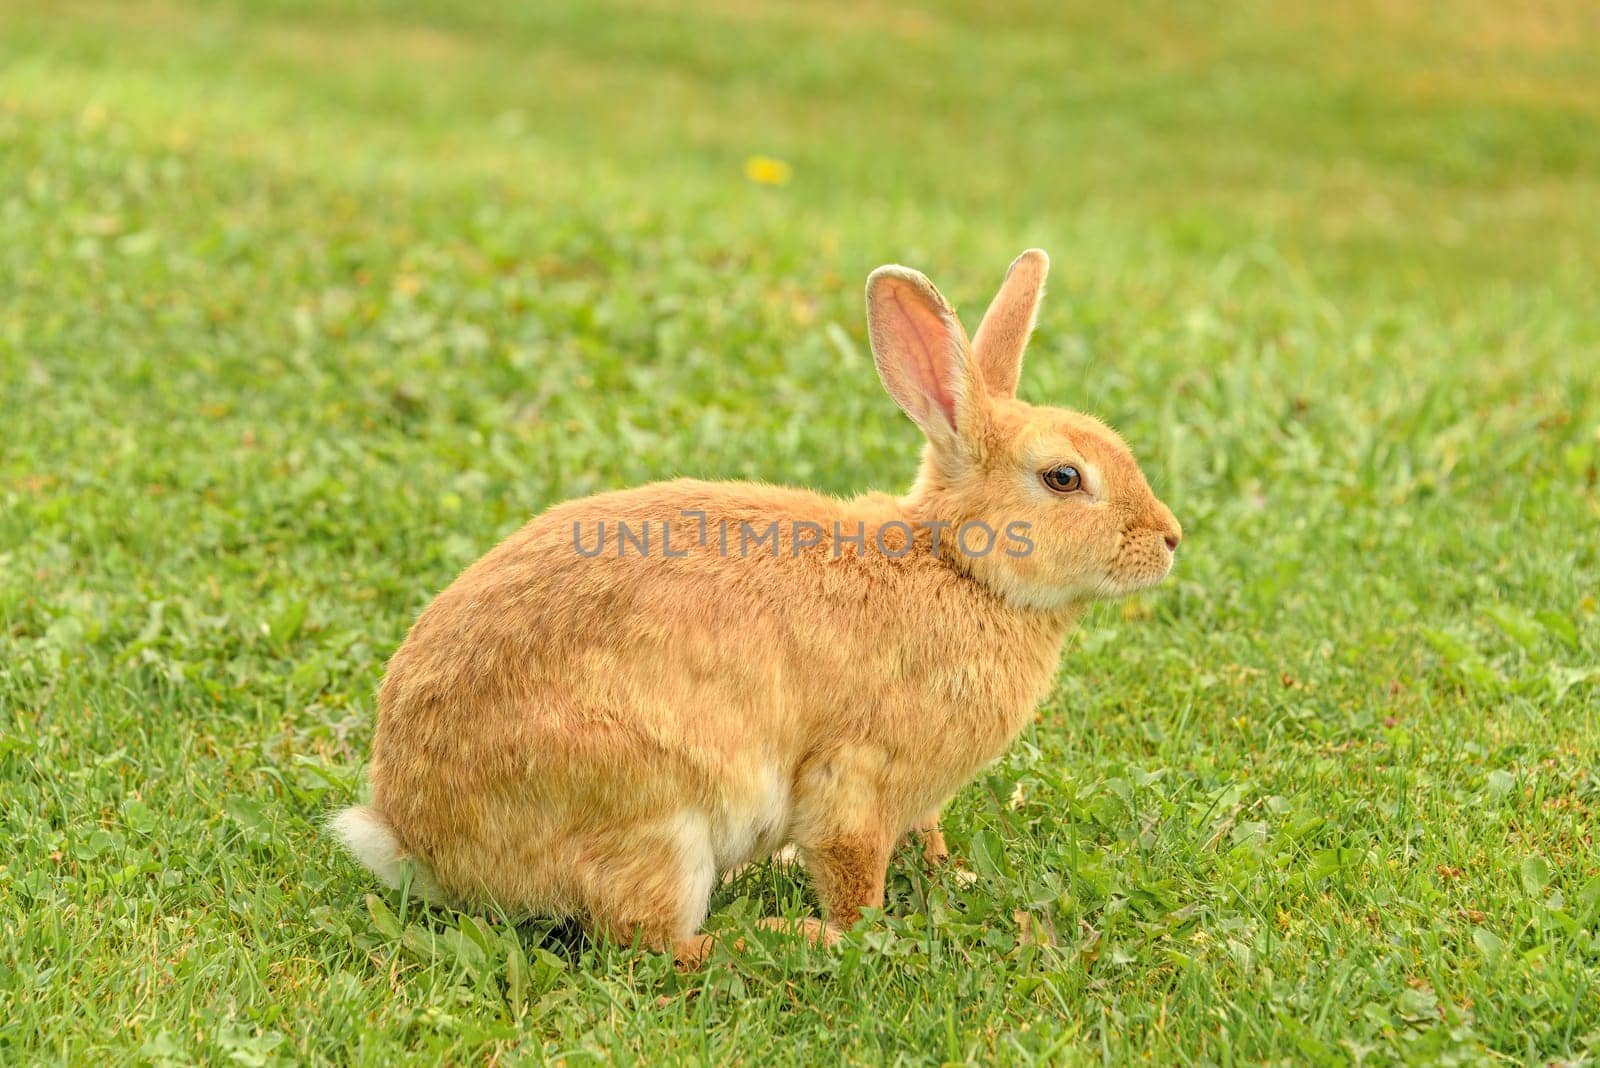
top-left (867, 250), bottom-right (1181, 612)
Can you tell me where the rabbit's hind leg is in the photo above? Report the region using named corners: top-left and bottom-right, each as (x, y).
top-left (581, 808), bottom-right (720, 967)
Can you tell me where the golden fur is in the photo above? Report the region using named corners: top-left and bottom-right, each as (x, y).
top-left (332, 250), bottom-right (1182, 963)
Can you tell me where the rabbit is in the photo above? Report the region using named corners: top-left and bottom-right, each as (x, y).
top-left (331, 249), bottom-right (1182, 965)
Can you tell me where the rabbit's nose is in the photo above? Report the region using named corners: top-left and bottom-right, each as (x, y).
top-left (1149, 500), bottom-right (1182, 552)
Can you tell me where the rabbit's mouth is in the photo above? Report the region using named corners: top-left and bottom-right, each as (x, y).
top-left (1100, 534), bottom-right (1178, 598)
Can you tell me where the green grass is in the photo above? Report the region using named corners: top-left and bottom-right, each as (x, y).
top-left (3, 0), bottom-right (1599, 1062)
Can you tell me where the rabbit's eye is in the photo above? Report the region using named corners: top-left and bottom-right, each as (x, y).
top-left (1041, 465), bottom-right (1083, 494)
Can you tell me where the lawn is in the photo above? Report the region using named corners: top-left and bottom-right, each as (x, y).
top-left (2, 0), bottom-right (1599, 1063)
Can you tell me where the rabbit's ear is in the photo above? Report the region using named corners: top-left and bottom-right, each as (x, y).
top-left (867, 266), bottom-right (985, 449)
top-left (971, 249), bottom-right (1049, 398)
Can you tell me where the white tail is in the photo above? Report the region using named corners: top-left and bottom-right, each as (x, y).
top-left (328, 805), bottom-right (446, 903)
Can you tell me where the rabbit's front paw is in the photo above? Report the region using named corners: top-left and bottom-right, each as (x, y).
top-left (911, 812), bottom-right (949, 868)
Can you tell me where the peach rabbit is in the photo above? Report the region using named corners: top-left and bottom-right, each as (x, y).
top-left (332, 250), bottom-right (1182, 964)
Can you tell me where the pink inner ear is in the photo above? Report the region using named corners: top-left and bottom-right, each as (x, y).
top-left (884, 287), bottom-right (956, 429)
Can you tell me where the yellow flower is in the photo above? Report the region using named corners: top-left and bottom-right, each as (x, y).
top-left (744, 156), bottom-right (792, 186)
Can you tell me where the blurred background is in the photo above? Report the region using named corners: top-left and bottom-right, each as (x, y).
top-left (4, 1), bottom-right (1597, 492)
top-left (3, 2), bottom-right (1599, 1063)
